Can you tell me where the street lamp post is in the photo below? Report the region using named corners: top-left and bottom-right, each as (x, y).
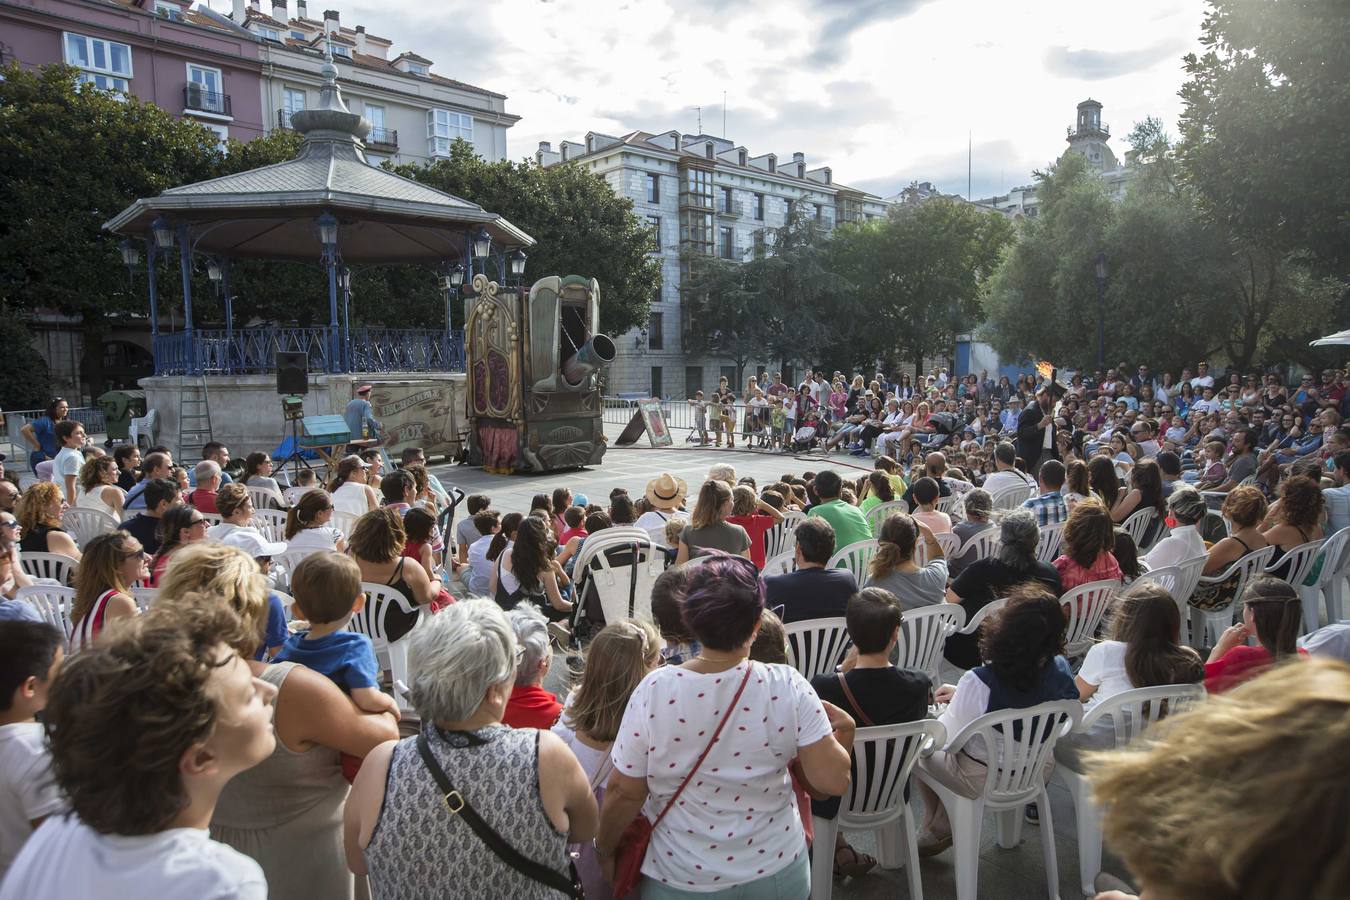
top-left (316, 213), bottom-right (340, 373)
top-left (1095, 252), bottom-right (1107, 370)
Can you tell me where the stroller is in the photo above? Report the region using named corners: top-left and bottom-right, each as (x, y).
top-left (790, 413), bottom-right (823, 452)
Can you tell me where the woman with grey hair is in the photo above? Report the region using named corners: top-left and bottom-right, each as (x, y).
top-left (1141, 484), bottom-right (1209, 570)
top-left (345, 598), bottom-right (598, 899)
top-left (502, 604), bottom-right (563, 729)
top-left (943, 508), bottom-right (1064, 669)
top-left (948, 488), bottom-right (994, 578)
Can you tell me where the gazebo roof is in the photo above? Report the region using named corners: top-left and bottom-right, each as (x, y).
top-left (104, 56), bottom-right (532, 264)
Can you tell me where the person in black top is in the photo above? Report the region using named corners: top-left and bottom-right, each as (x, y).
top-left (1016, 385), bottom-right (1059, 473)
top-left (762, 518), bottom-right (857, 622)
top-left (116, 478), bottom-right (180, 558)
top-left (942, 509), bottom-right (1062, 669)
top-left (810, 587), bottom-right (931, 876)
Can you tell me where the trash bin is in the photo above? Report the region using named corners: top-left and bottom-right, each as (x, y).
top-left (97, 390), bottom-right (147, 441)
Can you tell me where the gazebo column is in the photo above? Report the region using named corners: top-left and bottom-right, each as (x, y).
top-left (144, 238), bottom-right (161, 339)
top-left (317, 213), bottom-right (340, 373)
top-left (177, 225), bottom-right (196, 373)
top-left (221, 259), bottom-right (235, 371)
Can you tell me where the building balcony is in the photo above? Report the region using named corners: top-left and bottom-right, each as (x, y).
top-left (276, 108), bottom-right (295, 130)
top-left (1067, 123), bottom-right (1110, 139)
top-left (717, 199), bottom-right (743, 218)
top-left (183, 85), bottom-right (231, 118)
top-left (680, 194), bottom-right (715, 211)
top-left (366, 127), bottom-right (398, 150)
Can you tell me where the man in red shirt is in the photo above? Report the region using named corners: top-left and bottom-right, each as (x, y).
top-left (187, 460), bottom-right (221, 513)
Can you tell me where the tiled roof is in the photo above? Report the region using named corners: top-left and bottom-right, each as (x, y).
top-left (243, 8), bottom-right (288, 28)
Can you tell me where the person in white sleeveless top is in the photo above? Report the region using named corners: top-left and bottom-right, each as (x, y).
top-left (69, 532), bottom-right (146, 653)
top-left (551, 620), bottom-right (662, 900)
top-left (635, 473), bottom-right (687, 546)
top-left (328, 455), bottom-right (378, 517)
top-left (282, 490), bottom-right (346, 561)
top-left (0, 598), bottom-right (276, 900)
top-left (75, 456), bottom-right (124, 521)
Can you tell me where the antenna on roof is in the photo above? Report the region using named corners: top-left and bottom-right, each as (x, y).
top-left (694, 106), bottom-right (701, 133)
top-left (967, 132), bottom-right (972, 201)
top-left (722, 91), bottom-right (727, 138)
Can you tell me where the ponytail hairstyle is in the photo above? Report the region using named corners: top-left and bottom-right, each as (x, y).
top-left (284, 489), bottom-right (333, 540)
top-left (487, 512), bottom-right (523, 563)
top-left (690, 479), bottom-right (732, 530)
top-left (1240, 576), bottom-right (1303, 660)
top-left (868, 513), bottom-right (918, 579)
top-left (327, 455), bottom-right (366, 492)
top-left (866, 470), bottom-right (895, 503)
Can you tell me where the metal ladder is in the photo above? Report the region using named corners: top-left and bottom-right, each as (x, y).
top-left (177, 374), bottom-right (214, 461)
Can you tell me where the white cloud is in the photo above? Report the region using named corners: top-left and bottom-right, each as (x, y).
top-left (283, 0), bottom-right (1208, 199)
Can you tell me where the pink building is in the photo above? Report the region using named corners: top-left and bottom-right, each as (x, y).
top-left (0, 0), bottom-right (265, 142)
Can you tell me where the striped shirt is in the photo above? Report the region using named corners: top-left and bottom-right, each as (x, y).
top-left (1022, 490), bottom-right (1068, 528)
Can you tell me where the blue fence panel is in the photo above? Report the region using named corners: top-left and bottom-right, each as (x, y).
top-left (153, 328), bottom-right (465, 375)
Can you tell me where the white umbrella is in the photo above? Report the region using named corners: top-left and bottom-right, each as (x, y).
top-left (1311, 329), bottom-right (1350, 347)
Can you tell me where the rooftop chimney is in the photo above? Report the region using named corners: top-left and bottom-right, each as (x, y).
top-left (354, 24), bottom-right (367, 53)
top-left (249, 0), bottom-right (261, 11)
top-left (793, 151), bottom-right (805, 177)
top-left (296, 0), bottom-right (307, 17)
top-left (539, 141), bottom-right (552, 152)
top-left (232, 0), bottom-right (246, 20)
top-left (323, 8), bottom-right (338, 33)
top-left (271, 0), bottom-right (286, 20)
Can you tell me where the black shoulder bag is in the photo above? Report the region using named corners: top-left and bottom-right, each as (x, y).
top-left (416, 732), bottom-right (582, 898)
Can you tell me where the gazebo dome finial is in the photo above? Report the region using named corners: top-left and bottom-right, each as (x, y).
top-left (291, 47), bottom-right (370, 145)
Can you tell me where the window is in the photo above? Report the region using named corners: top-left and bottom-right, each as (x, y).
top-left (63, 33), bottom-right (132, 92)
top-left (646, 173), bottom-right (660, 203)
top-left (753, 229), bottom-right (766, 257)
top-left (814, 203), bottom-right (823, 221)
top-left (407, 62), bottom-right (428, 75)
top-left (754, 192), bottom-right (765, 220)
top-left (257, 27), bottom-right (280, 41)
top-left (650, 367), bottom-right (663, 399)
top-left (646, 215), bottom-right (661, 253)
top-left (680, 210), bottom-right (713, 256)
top-left (648, 312), bottom-right (664, 350)
top-left (365, 104), bottom-right (386, 130)
top-left (428, 108), bottom-right (473, 156)
top-left (154, 2), bottom-right (183, 21)
top-left (282, 87), bottom-right (305, 126)
top-left (682, 167), bottom-right (713, 209)
top-left (719, 186), bottom-right (733, 214)
top-left (720, 365), bottom-right (738, 385)
top-left (685, 366), bottom-right (703, 397)
top-left (290, 29), bottom-right (306, 40)
top-left (718, 226), bottom-right (735, 259)
top-left (186, 64), bottom-right (226, 115)
top-left (331, 44), bottom-right (350, 57)
top-left (200, 122), bottom-right (229, 148)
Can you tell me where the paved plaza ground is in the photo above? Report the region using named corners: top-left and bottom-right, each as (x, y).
top-left (428, 436), bottom-right (1129, 900)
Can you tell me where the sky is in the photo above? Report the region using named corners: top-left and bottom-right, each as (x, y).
top-left (234, 0), bottom-right (1212, 201)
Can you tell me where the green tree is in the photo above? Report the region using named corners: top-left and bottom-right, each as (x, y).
top-left (1177, 0), bottom-right (1350, 278)
top-left (0, 316), bottom-right (53, 410)
top-left (393, 141), bottom-right (661, 335)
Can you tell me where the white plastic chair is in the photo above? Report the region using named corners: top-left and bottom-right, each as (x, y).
top-left (893, 604), bottom-right (966, 681)
top-left (571, 531), bottom-right (663, 625)
top-left (914, 532), bottom-right (960, 567)
top-left (60, 507), bottom-right (119, 548)
top-left (128, 408), bottom-right (158, 451)
top-left (1061, 580), bottom-right (1119, 658)
top-left (1191, 546), bottom-right (1275, 647)
top-left (350, 583), bottom-right (422, 712)
top-left (764, 510), bottom-right (806, 559)
top-left (19, 551), bottom-right (79, 585)
top-left (130, 586), bottom-right (158, 612)
top-left (250, 509), bottom-right (288, 543)
top-left (16, 584), bottom-right (77, 646)
top-left (784, 617), bottom-right (852, 680)
top-left (1120, 508), bottom-right (1168, 554)
top-left (1263, 539), bottom-right (1324, 629)
top-left (811, 719), bottom-right (946, 900)
top-left (245, 484), bottom-right (288, 511)
top-left (272, 549), bottom-right (315, 592)
top-left (1058, 684), bottom-right (1205, 896)
top-left (952, 597), bottom-right (1008, 644)
top-left (1134, 556), bottom-right (1207, 647)
top-left (332, 510), bottom-right (362, 538)
top-left (915, 699), bottom-right (1083, 900)
top-left (990, 483), bottom-right (1034, 511)
top-left (761, 550), bottom-right (795, 576)
top-left (864, 499), bottom-right (909, 536)
top-left (1036, 522), bottom-right (1066, 565)
top-left (956, 529), bottom-right (1001, 564)
top-left (272, 589), bottom-right (295, 623)
top-left (827, 539), bottom-right (878, 582)
top-left (1301, 527), bottom-right (1350, 633)
top-left (934, 496), bottom-right (961, 521)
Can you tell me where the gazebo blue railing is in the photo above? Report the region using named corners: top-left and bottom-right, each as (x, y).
top-left (152, 327), bottom-right (464, 375)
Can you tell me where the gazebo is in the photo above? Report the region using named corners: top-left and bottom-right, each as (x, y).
top-left (104, 54), bottom-right (533, 460)
top-left (105, 53), bottom-right (533, 378)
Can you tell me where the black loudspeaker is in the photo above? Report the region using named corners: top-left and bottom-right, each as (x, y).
top-left (276, 352), bottom-right (309, 395)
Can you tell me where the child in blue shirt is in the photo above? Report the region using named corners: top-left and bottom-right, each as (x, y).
top-left (275, 551), bottom-right (399, 779)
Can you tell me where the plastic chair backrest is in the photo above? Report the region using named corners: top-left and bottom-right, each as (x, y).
top-left (956, 597), bottom-right (1008, 636)
top-left (935, 496), bottom-right (960, 519)
top-left (762, 550), bottom-right (796, 576)
top-left (350, 582), bottom-right (419, 648)
top-left (250, 509), bottom-right (288, 543)
top-left (1134, 556), bottom-right (1206, 641)
top-left (957, 529), bottom-right (1001, 564)
top-left (1120, 508), bottom-right (1160, 549)
top-left (272, 590), bottom-right (295, 623)
top-left (1313, 527), bottom-right (1350, 588)
top-left (246, 485), bottom-right (288, 511)
top-left (1265, 539), bottom-right (1325, 588)
top-left (130, 587), bottom-right (158, 612)
top-left (60, 507), bottom-right (119, 549)
top-left (764, 511), bottom-right (807, 559)
top-left (991, 483), bottom-right (1034, 511)
top-left (19, 552), bottom-right (79, 585)
top-left (1037, 522), bottom-right (1066, 564)
top-left (16, 585), bottom-right (77, 645)
top-left (915, 532), bottom-right (961, 567)
top-left (571, 527), bottom-right (651, 579)
top-left (837, 719), bottom-right (947, 827)
top-left (946, 700), bottom-right (1083, 806)
top-left (893, 604), bottom-right (966, 680)
top-left (331, 511), bottom-right (361, 538)
top-left (864, 500), bottom-right (909, 535)
top-left (827, 539), bottom-right (878, 582)
top-left (1079, 683), bottom-right (1205, 747)
top-left (1061, 579), bottom-right (1119, 656)
top-left (784, 617), bottom-right (852, 680)
top-left (1199, 546), bottom-right (1276, 605)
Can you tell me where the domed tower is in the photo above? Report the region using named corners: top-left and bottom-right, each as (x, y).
top-left (1061, 99), bottom-right (1118, 172)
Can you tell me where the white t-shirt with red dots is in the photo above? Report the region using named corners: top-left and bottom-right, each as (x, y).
top-left (610, 660), bottom-right (832, 891)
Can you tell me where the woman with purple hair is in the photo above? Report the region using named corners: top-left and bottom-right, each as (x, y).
top-left (593, 554), bottom-right (854, 898)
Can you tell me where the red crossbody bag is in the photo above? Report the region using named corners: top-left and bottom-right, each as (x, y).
top-left (612, 662), bottom-right (755, 898)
